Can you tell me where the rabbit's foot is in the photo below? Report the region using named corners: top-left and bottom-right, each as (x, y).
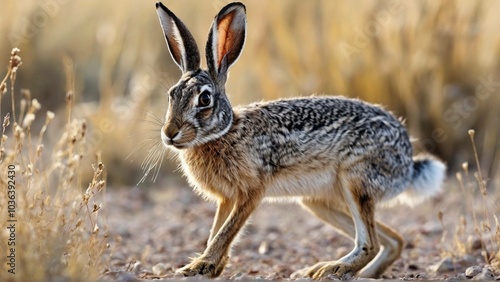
top-left (176, 255), bottom-right (226, 278)
top-left (291, 261), bottom-right (354, 280)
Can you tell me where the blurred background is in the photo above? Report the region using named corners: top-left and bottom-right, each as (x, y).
top-left (1, 0), bottom-right (499, 187)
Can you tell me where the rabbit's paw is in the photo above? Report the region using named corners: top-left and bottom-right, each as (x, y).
top-left (291, 261), bottom-right (353, 280)
top-left (175, 256), bottom-right (223, 278)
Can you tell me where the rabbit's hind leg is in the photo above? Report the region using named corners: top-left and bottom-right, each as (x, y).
top-left (293, 197), bottom-right (403, 278)
top-left (292, 177), bottom-right (380, 279)
top-left (358, 223), bottom-right (403, 278)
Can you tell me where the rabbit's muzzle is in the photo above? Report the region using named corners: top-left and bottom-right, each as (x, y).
top-left (161, 119), bottom-right (198, 149)
top-left (161, 121), bottom-right (181, 147)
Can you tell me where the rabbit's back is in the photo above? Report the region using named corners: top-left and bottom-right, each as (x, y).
top-left (233, 96), bottom-right (414, 200)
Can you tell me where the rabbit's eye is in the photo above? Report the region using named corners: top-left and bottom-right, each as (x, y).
top-left (197, 91), bottom-right (211, 107)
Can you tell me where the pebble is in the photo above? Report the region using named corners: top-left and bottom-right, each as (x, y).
top-left (131, 261), bottom-right (142, 274)
top-left (471, 266), bottom-right (495, 281)
top-left (465, 266), bottom-right (482, 278)
top-left (152, 263), bottom-right (168, 276)
top-left (259, 241), bottom-right (269, 255)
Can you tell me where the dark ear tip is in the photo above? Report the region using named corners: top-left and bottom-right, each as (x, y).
top-left (233, 2), bottom-right (246, 11)
top-left (156, 2), bottom-right (166, 10)
top-left (222, 2), bottom-right (246, 14)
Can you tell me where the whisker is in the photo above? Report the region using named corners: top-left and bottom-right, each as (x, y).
top-left (126, 138), bottom-right (161, 160)
top-left (133, 107), bottom-right (165, 123)
top-left (152, 147), bottom-right (167, 182)
top-left (138, 141), bottom-right (167, 184)
top-left (128, 130), bottom-right (160, 137)
top-left (132, 118), bottom-right (164, 126)
top-left (141, 142), bottom-right (162, 170)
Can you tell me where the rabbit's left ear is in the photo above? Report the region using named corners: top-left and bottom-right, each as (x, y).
top-left (206, 2), bottom-right (246, 81)
top-left (156, 2), bottom-right (200, 73)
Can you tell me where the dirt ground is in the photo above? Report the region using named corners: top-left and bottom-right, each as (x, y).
top-left (102, 179), bottom-right (499, 281)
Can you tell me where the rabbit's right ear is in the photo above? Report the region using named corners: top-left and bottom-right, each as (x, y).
top-left (206, 2), bottom-right (246, 81)
top-left (156, 2), bottom-right (200, 73)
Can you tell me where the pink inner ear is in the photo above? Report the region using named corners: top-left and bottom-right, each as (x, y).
top-left (217, 11), bottom-right (236, 67)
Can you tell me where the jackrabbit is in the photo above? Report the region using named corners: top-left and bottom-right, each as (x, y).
top-left (155, 2), bottom-right (446, 279)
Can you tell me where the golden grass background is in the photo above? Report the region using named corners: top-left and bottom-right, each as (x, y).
top-left (0, 0), bottom-right (499, 280)
top-left (1, 0), bottom-right (499, 183)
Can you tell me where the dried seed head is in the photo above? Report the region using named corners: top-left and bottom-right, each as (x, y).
top-left (36, 144), bottom-right (44, 156)
top-left (46, 111), bottom-right (55, 121)
top-left (92, 203), bottom-right (101, 212)
top-left (98, 180), bottom-right (106, 191)
top-left (31, 98), bottom-right (41, 112)
top-left (0, 82), bottom-right (6, 96)
top-left (14, 124), bottom-right (24, 138)
top-left (11, 47), bottom-right (20, 56)
top-left (82, 193), bottom-right (90, 204)
top-left (9, 48), bottom-right (22, 70)
top-left (22, 113), bottom-right (35, 128)
top-left (2, 113), bottom-right (10, 130)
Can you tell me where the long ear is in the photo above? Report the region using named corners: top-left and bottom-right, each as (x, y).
top-left (206, 2), bottom-right (246, 80)
top-left (156, 2), bottom-right (200, 73)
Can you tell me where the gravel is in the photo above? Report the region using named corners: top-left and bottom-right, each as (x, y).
top-left (102, 184), bottom-right (499, 280)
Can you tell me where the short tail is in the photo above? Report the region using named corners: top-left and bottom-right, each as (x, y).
top-left (396, 154), bottom-right (446, 206)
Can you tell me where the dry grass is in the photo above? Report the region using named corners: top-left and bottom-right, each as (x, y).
top-left (0, 48), bottom-right (108, 281)
top-left (437, 130), bottom-right (500, 271)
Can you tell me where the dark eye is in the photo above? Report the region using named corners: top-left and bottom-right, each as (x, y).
top-left (197, 91), bottom-right (211, 107)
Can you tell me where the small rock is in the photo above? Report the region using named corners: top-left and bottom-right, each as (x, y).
top-left (152, 263), bottom-right (168, 276)
top-left (472, 266), bottom-right (495, 280)
top-left (258, 241), bottom-right (269, 255)
top-left (430, 257), bottom-right (454, 273)
top-left (465, 266), bottom-right (482, 278)
top-left (131, 261), bottom-right (142, 274)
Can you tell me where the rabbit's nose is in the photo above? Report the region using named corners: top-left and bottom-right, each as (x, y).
top-left (164, 123), bottom-right (180, 140)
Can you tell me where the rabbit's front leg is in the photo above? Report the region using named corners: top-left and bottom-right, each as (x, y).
top-left (176, 194), bottom-right (261, 278)
top-left (207, 199), bottom-right (234, 245)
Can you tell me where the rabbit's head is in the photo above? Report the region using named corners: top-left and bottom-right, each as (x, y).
top-left (156, 2), bottom-right (246, 149)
